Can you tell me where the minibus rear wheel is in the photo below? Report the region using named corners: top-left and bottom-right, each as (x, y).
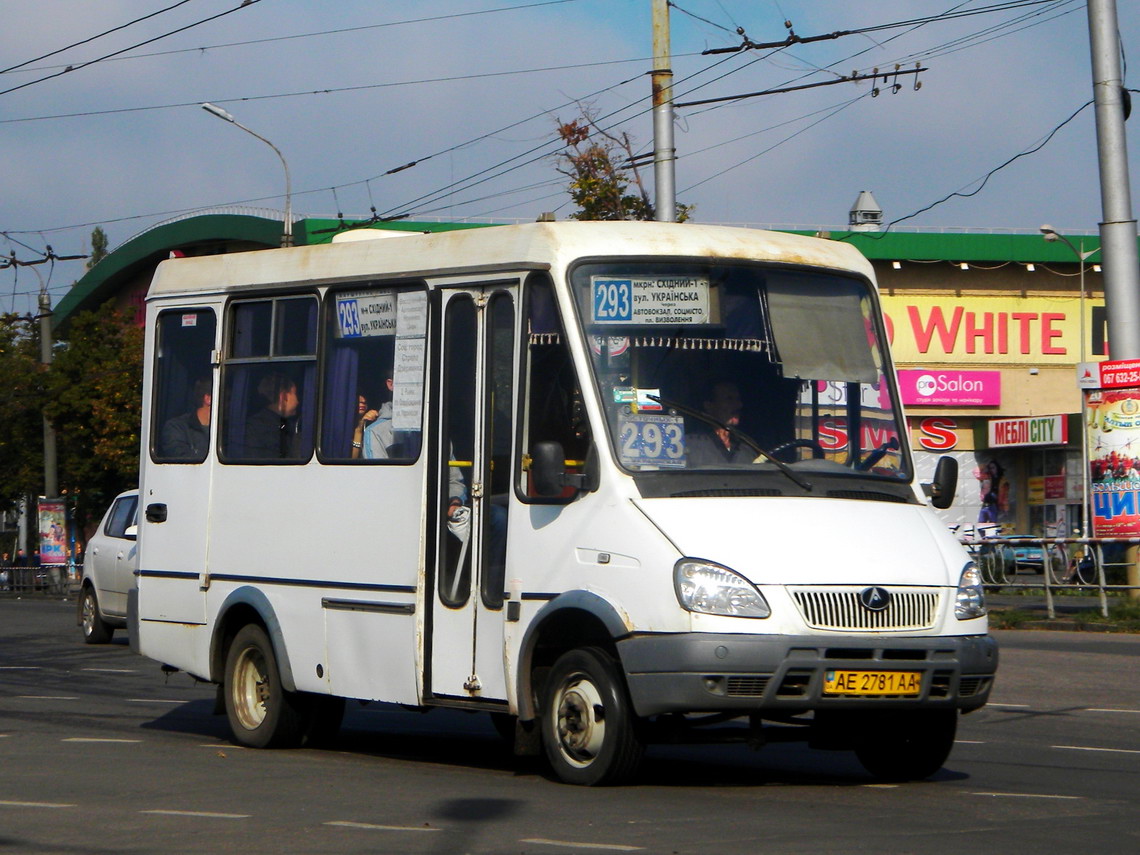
top-left (223, 624), bottom-right (308, 749)
top-left (853, 709), bottom-right (957, 781)
top-left (541, 647), bottom-right (643, 786)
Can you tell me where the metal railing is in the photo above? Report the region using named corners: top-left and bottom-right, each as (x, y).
top-left (0, 564), bottom-right (76, 596)
top-left (958, 534), bottom-right (1140, 619)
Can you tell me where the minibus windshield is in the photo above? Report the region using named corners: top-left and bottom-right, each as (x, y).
top-left (572, 261), bottom-right (910, 484)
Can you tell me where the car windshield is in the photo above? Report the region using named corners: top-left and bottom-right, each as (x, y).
top-left (571, 260), bottom-right (910, 486)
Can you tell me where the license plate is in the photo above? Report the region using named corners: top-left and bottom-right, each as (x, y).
top-left (823, 670), bottom-right (922, 696)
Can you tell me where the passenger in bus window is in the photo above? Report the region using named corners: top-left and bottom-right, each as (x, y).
top-left (160, 379), bottom-right (212, 461)
top-left (244, 372), bottom-right (301, 459)
top-left (350, 392), bottom-right (379, 459)
top-left (361, 378), bottom-right (397, 460)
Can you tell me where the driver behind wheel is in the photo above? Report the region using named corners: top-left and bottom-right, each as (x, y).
top-left (685, 381), bottom-right (757, 466)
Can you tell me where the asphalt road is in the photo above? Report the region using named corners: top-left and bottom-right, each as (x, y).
top-left (2, 598), bottom-right (1138, 855)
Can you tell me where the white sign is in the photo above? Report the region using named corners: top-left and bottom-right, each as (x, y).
top-left (591, 276), bottom-right (710, 326)
top-left (396, 290), bottom-right (428, 337)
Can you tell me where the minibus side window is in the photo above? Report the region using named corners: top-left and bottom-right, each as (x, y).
top-left (220, 296), bottom-right (317, 463)
top-left (481, 292), bottom-right (514, 609)
top-left (151, 309), bottom-right (217, 463)
top-left (320, 286), bottom-right (427, 462)
top-left (518, 276), bottom-right (590, 502)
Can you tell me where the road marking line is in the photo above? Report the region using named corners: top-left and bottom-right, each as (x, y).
top-left (0, 800), bottom-right (74, 809)
top-left (0, 666), bottom-right (41, 670)
top-left (521, 839), bottom-right (644, 851)
top-left (955, 740), bottom-right (986, 744)
top-left (1054, 745), bottom-right (1140, 755)
top-left (970, 792), bottom-right (1083, 800)
top-left (16, 695), bottom-right (78, 701)
top-left (325, 821), bottom-right (440, 833)
top-left (986, 703), bottom-right (1030, 708)
top-left (862, 784), bottom-right (900, 789)
top-left (125, 699), bottom-right (186, 704)
top-left (1084, 708), bottom-right (1140, 714)
top-left (82, 667), bottom-right (137, 673)
top-left (63, 737), bottom-right (142, 744)
top-left (141, 810), bottom-right (250, 819)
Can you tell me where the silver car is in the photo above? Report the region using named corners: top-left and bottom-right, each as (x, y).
top-left (78, 489), bottom-right (138, 644)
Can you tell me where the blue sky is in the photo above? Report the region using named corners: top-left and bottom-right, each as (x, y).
top-left (1, 1), bottom-right (1137, 312)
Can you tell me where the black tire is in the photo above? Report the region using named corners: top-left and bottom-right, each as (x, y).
top-left (854, 710), bottom-right (958, 781)
top-left (540, 647), bottom-right (643, 786)
top-left (79, 586), bottom-right (114, 645)
top-left (223, 624), bottom-right (308, 749)
top-left (1072, 549), bottom-right (1101, 587)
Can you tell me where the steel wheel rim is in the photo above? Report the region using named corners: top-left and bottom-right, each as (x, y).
top-left (553, 674), bottom-right (606, 768)
top-left (81, 594), bottom-right (96, 636)
top-left (231, 646), bottom-right (270, 731)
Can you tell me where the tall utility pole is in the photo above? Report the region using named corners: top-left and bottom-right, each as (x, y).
top-left (651, 0), bottom-right (676, 222)
top-left (39, 291), bottom-right (58, 498)
top-left (1087, 0), bottom-right (1140, 359)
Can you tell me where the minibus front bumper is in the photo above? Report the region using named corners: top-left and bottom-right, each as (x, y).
top-left (617, 632), bottom-right (998, 717)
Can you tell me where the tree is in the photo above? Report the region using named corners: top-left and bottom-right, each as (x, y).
top-left (43, 303), bottom-right (143, 526)
top-left (0, 314), bottom-right (47, 511)
top-left (86, 226), bottom-right (109, 270)
top-left (555, 111), bottom-right (691, 222)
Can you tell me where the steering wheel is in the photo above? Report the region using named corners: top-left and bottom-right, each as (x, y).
top-left (769, 438), bottom-right (825, 462)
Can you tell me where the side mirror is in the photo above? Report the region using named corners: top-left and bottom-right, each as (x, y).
top-left (123, 524), bottom-right (138, 541)
top-left (929, 456), bottom-right (958, 510)
top-left (531, 441), bottom-right (567, 497)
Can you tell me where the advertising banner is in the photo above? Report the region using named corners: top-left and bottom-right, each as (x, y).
top-left (881, 295), bottom-right (1101, 364)
top-left (37, 498), bottom-right (67, 565)
top-left (1086, 388), bottom-right (1140, 537)
top-left (897, 369), bottom-right (1001, 406)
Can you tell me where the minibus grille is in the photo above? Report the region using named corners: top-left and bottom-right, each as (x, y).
top-left (790, 587), bottom-right (940, 632)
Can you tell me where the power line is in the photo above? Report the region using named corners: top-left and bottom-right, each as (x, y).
top-left (0, 0), bottom-right (265, 98)
top-left (3, 0), bottom-right (585, 76)
top-left (0, 55), bottom-right (670, 126)
top-left (0, 0), bottom-right (197, 75)
top-left (882, 100), bottom-right (1094, 231)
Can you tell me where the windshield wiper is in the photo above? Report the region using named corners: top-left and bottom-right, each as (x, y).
top-left (647, 395), bottom-right (813, 491)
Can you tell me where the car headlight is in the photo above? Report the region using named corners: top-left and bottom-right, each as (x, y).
top-left (674, 559), bottom-right (770, 618)
top-left (955, 561), bottom-right (986, 620)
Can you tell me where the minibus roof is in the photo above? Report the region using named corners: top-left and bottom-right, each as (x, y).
top-left (147, 221), bottom-right (875, 299)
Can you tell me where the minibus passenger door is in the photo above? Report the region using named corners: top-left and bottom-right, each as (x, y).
top-left (429, 286), bottom-right (515, 703)
top-left (139, 308), bottom-right (217, 625)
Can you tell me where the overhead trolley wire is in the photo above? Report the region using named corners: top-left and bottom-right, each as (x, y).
top-left (0, 0), bottom-right (265, 97)
top-left (4, 0), bottom-right (585, 76)
top-left (0, 0), bottom-right (197, 75)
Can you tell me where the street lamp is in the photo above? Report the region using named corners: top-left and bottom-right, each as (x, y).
top-left (201, 102), bottom-right (293, 247)
top-left (1040, 224), bottom-right (1101, 547)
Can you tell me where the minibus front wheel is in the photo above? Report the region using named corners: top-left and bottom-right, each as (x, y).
top-left (223, 623), bottom-right (309, 749)
top-left (853, 709), bottom-right (958, 781)
top-left (541, 647), bottom-right (643, 785)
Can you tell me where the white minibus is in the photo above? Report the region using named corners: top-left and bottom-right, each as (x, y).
top-left (131, 221), bottom-right (995, 785)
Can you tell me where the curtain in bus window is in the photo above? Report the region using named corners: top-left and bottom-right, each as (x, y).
top-left (322, 342), bottom-right (359, 458)
top-left (766, 278), bottom-right (878, 383)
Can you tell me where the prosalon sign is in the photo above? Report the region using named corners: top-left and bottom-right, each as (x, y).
top-left (897, 369), bottom-right (1001, 406)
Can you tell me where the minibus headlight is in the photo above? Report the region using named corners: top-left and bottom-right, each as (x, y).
top-left (674, 559), bottom-right (770, 619)
top-left (955, 561), bottom-right (986, 620)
